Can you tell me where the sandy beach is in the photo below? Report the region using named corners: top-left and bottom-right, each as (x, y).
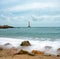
top-left (0, 39), bottom-right (60, 59)
top-left (0, 54), bottom-right (60, 59)
top-left (0, 48), bottom-right (60, 59)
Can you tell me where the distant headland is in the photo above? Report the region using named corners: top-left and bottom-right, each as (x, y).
top-left (0, 25), bottom-right (14, 29)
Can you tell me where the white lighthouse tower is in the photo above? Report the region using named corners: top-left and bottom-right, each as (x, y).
top-left (28, 21), bottom-right (31, 27)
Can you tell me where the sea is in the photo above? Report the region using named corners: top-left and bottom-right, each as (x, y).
top-left (0, 27), bottom-right (60, 55)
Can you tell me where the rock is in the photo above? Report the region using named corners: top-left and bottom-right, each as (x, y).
top-left (0, 48), bottom-right (3, 50)
top-left (44, 46), bottom-right (52, 56)
top-left (0, 45), bottom-right (3, 50)
top-left (16, 49), bottom-right (29, 54)
top-left (32, 50), bottom-right (44, 55)
top-left (57, 48), bottom-right (60, 57)
top-left (16, 49), bottom-right (35, 56)
top-left (4, 43), bottom-right (11, 46)
top-left (4, 43), bottom-right (14, 49)
top-left (44, 46), bottom-right (52, 50)
top-left (28, 52), bottom-right (35, 56)
top-left (57, 48), bottom-right (60, 51)
top-left (20, 41), bottom-right (31, 46)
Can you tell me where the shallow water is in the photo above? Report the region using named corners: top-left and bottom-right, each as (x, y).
top-left (0, 27), bottom-right (60, 55)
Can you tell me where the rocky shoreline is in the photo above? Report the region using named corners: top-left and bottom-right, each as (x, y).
top-left (0, 25), bottom-right (14, 29)
top-left (0, 41), bottom-right (60, 57)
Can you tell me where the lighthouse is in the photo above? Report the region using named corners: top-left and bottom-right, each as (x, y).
top-left (28, 21), bottom-right (31, 27)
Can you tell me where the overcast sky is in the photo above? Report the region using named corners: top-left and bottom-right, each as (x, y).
top-left (0, 0), bottom-right (60, 27)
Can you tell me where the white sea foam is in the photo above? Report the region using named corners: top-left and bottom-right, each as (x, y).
top-left (0, 37), bottom-right (60, 55)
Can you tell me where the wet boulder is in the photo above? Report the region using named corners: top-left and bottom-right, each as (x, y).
top-left (28, 52), bottom-right (35, 56)
top-left (44, 46), bottom-right (52, 50)
top-left (44, 46), bottom-right (52, 56)
top-left (57, 48), bottom-right (60, 57)
top-left (16, 49), bottom-right (29, 54)
top-left (32, 50), bottom-right (44, 55)
top-left (16, 49), bottom-right (35, 56)
top-left (0, 45), bottom-right (3, 50)
top-left (4, 43), bottom-right (11, 46)
top-left (4, 43), bottom-right (14, 49)
top-left (20, 41), bottom-right (31, 46)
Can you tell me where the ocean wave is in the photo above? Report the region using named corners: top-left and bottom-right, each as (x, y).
top-left (0, 37), bottom-right (60, 55)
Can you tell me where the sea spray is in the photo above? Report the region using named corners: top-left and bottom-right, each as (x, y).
top-left (0, 37), bottom-right (60, 55)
